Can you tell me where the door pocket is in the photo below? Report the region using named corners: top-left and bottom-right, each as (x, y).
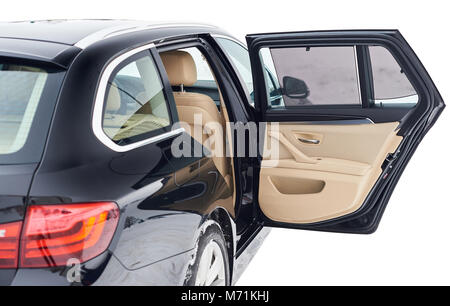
top-left (269, 176), bottom-right (325, 195)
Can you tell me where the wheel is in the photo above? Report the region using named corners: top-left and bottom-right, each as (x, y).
top-left (185, 223), bottom-right (230, 286)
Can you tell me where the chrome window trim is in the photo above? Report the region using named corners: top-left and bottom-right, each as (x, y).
top-left (75, 23), bottom-right (217, 49)
top-left (92, 42), bottom-right (184, 153)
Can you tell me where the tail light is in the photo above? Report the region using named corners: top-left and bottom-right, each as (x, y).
top-left (0, 221), bottom-right (22, 268)
top-left (20, 202), bottom-right (119, 268)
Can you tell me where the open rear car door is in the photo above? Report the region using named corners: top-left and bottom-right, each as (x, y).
top-left (247, 30), bottom-right (444, 233)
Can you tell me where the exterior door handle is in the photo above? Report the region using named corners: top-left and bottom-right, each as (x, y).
top-left (298, 138), bottom-right (320, 145)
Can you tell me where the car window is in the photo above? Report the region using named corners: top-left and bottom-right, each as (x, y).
top-left (259, 48), bottom-right (284, 107)
top-left (182, 47), bottom-right (216, 83)
top-left (258, 45), bottom-right (418, 110)
top-left (215, 37), bottom-right (255, 105)
top-left (103, 54), bottom-right (171, 143)
top-left (260, 46), bottom-right (361, 108)
top-left (0, 62), bottom-right (64, 164)
top-left (0, 65), bottom-right (47, 155)
top-left (369, 45), bottom-right (418, 107)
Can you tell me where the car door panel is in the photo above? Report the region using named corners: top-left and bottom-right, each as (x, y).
top-left (259, 121), bottom-right (402, 223)
top-left (246, 30), bottom-right (444, 233)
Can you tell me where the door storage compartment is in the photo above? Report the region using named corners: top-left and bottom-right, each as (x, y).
top-left (269, 176), bottom-right (325, 194)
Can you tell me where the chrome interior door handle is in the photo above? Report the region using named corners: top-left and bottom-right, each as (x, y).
top-left (298, 138), bottom-right (320, 144)
top-left (268, 131), bottom-right (318, 164)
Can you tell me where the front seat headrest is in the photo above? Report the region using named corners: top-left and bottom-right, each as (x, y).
top-left (160, 50), bottom-right (197, 87)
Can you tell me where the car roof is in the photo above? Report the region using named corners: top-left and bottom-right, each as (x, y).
top-left (0, 19), bottom-right (219, 45)
top-left (0, 19), bottom-right (222, 67)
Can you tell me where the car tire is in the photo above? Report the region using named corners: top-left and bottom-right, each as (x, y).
top-left (185, 222), bottom-right (230, 286)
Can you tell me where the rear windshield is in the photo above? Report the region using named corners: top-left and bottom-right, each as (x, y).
top-left (0, 59), bottom-right (64, 164)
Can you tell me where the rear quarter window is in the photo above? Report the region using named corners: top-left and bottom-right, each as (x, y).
top-left (102, 53), bottom-right (172, 144)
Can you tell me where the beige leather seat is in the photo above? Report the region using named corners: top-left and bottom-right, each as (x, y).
top-left (160, 50), bottom-right (228, 181)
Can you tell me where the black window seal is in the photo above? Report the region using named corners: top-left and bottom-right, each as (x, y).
top-left (356, 45), bottom-right (374, 108)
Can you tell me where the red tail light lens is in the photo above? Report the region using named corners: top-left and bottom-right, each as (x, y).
top-left (20, 202), bottom-right (119, 268)
top-left (0, 221), bottom-right (22, 268)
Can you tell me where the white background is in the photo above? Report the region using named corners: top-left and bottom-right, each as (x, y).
top-left (1, 0), bottom-right (448, 285)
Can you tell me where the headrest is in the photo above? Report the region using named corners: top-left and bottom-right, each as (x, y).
top-left (160, 51), bottom-right (197, 86)
top-left (106, 84), bottom-right (121, 112)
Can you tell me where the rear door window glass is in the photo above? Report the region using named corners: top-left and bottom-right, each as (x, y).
top-left (369, 45), bottom-right (418, 107)
top-left (259, 46), bottom-right (361, 108)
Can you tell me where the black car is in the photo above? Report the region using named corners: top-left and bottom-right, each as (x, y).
top-left (0, 19), bottom-right (444, 286)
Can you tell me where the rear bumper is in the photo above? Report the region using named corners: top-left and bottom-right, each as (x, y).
top-left (0, 269), bottom-right (16, 286)
top-left (3, 227), bottom-right (270, 285)
top-left (4, 249), bottom-right (194, 286)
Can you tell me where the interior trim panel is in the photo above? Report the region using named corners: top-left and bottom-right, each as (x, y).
top-left (259, 121), bottom-right (402, 223)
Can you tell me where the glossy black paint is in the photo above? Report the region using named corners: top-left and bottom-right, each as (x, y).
top-left (0, 22), bottom-right (261, 285)
top-left (0, 165), bottom-right (34, 224)
top-left (0, 21), bottom-right (443, 285)
top-left (0, 165), bottom-right (34, 285)
top-left (0, 20), bottom-right (144, 45)
top-left (0, 37), bottom-right (81, 68)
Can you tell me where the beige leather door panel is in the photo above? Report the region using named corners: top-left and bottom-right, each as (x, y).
top-left (259, 122), bottom-right (402, 224)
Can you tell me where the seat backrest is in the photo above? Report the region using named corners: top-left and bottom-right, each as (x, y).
top-left (159, 50), bottom-right (223, 130)
top-left (160, 50), bottom-right (229, 182)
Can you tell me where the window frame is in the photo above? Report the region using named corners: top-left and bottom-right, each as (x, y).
top-left (364, 45), bottom-right (419, 106)
top-left (92, 43), bottom-right (183, 153)
top-left (260, 45), bottom-right (363, 109)
top-left (248, 39), bottom-right (424, 126)
top-left (213, 35), bottom-right (255, 108)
